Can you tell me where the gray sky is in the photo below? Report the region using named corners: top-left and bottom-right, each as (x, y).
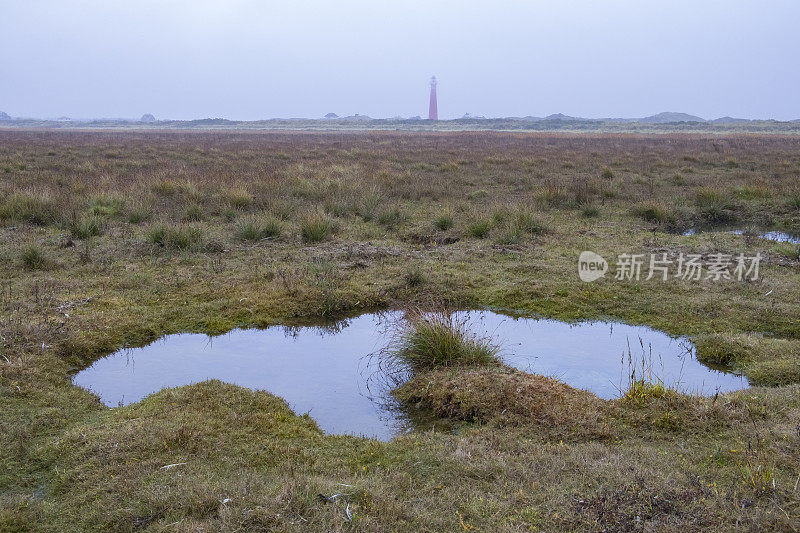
top-left (2, 0), bottom-right (799, 120)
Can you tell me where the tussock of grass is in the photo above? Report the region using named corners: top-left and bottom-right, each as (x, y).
top-left (147, 224), bottom-right (203, 250)
top-left (223, 187), bottom-right (253, 209)
top-left (403, 265), bottom-right (425, 287)
top-left (620, 379), bottom-right (668, 407)
top-left (20, 244), bottom-right (47, 270)
top-left (732, 185), bottom-right (770, 200)
top-left (234, 214), bottom-right (282, 241)
top-left (389, 312), bottom-right (499, 370)
top-left (467, 219), bottom-right (492, 238)
top-left (70, 215), bottom-right (104, 239)
top-left (394, 366), bottom-right (604, 432)
top-left (0, 192), bottom-right (58, 225)
top-left (376, 206), bottom-right (403, 228)
top-left (695, 187), bottom-right (740, 223)
top-left (124, 199), bottom-right (152, 223)
top-left (671, 172), bottom-right (687, 185)
top-left (88, 193), bottom-right (124, 217)
top-left (467, 188), bottom-right (488, 200)
top-left (787, 192), bottom-right (800, 211)
top-left (581, 204), bottom-right (600, 217)
top-left (433, 213), bottom-right (454, 231)
top-left (183, 204), bottom-right (204, 222)
top-left (536, 183), bottom-right (568, 207)
top-left (631, 200), bottom-right (677, 226)
top-left (493, 209), bottom-right (545, 244)
top-left (150, 180), bottom-right (180, 196)
top-left (512, 210), bottom-right (545, 234)
top-left (300, 211), bottom-right (335, 242)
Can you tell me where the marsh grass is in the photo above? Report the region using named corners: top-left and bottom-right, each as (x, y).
top-left (0, 192), bottom-right (58, 225)
top-left (695, 187), bottom-right (740, 223)
top-left (467, 219), bottom-right (492, 238)
top-left (300, 211), bottom-right (336, 242)
top-left (88, 193), bottom-right (124, 217)
top-left (235, 214), bottom-right (282, 241)
top-left (147, 223), bottom-right (203, 250)
top-left (3, 131), bottom-right (800, 532)
top-left (631, 200), bottom-right (677, 226)
top-left (433, 212), bottom-right (454, 231)
top-left (183, 204), bottom-right (204, 222)
top-left (70, 214), bottom-right (104, 239)
top-left (387, 311), bottom-right (499, 371)
top-left (20, 244), bottom-right (47, 270)
top-left (376, 206), bottom-right (403, 229)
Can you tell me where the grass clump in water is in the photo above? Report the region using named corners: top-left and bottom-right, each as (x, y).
top-left (391, 312), bottom-right (499, 370)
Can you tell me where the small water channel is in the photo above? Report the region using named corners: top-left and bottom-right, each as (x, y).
top-left (73, 310), bottom-right (748, 440)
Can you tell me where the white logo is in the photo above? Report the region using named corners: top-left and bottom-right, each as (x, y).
top-left (578, 251), bottom-right (608, 282)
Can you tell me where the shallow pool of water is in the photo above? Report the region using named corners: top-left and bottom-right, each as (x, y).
top-left (73, 311), bottom-right (747, 440)
top-left (683, 227), bottom-right (800, 243)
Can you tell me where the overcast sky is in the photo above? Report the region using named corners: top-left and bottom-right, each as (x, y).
top-left (2, 0), bottom-right (799, 121)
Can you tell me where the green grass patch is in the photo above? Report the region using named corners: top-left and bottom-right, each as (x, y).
top-left (0, 192), bottom-right (58, 225)
top-left (630, 200), bottom-right (676, 226)
top-left (467, 219), bottom-right (492, 239)
top-left (389, 312), bottom-right (499, 370)
top-left (300, 211), bottom-right (335, 242)
top-left (19, 244), bottom-right (47, 270)
top-left (234, 214), bottom-right (282, 241)
top-left (433, 213), bottom-right (454, 231)
top-left (147, 224), bottom-right (204, 250)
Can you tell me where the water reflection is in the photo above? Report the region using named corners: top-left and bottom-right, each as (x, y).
top-left (74, 311), bottom-right (748, 440)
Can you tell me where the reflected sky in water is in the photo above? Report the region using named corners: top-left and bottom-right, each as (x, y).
top-left (74, 311), bottom-right (748, 440)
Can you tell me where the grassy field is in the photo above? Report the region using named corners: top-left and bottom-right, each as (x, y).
top-left (1, 130), bottom-right (799, 531)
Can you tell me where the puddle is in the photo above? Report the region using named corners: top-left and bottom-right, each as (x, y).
top-left (683, 227), bottom-right (800, 243)
top-left (74, 311), bottom-right (748, 440)
top-left (459, 312), bottom-right (747, 399)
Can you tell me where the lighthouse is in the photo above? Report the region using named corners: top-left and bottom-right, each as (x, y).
top-left (428, 76), bottom-right (438, 121)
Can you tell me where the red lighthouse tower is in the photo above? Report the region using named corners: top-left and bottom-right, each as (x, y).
top-left (428, 76), bottom-right (438, 121)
